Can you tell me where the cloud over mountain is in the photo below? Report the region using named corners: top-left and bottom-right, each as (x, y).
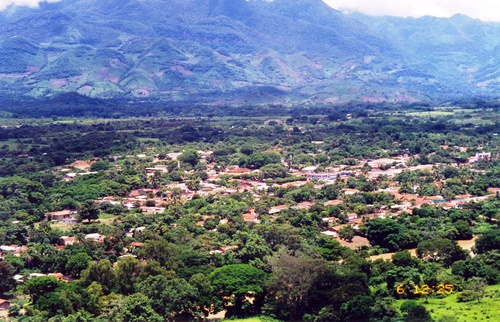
top-left (324, 0), bottom-right (500, 22)
top-left (0, 0), bottom-right (61, 11)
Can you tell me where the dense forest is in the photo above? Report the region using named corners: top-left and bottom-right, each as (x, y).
top-left (0, 100), bottom-right (499, 322)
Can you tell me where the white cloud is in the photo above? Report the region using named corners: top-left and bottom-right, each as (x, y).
top-left (323, 0), bottom-right (500, 22)
top-left (0, 0), bottom-right (62, 11)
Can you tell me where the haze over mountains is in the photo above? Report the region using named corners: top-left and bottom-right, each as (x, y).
top-left (0, 0), bottom-right (498, 104)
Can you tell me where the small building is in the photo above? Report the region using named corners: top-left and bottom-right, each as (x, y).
top-left (390, 203), bottom-right (412, 211)
top-left (305, 172), bottom-right (337, 181)
top-left (0, 299), bottom-right (11, 311)
top-left (269, 205), bottom-right (287, 214)
top-left (84, 233), bottom-right (104, 242)
top-left (61, 236), bottom-right (76, 246)
top-left (47, 210), bottom-right (77, 221)
top-left (0, 245), bottom-right (20, 253)
top-left (301, 166), bottom-right (318, 173)
top-left (347, 213), bottom-right (358, 221)
top-left (209, 245), bottom-right (239, 255)
top-left (140, 207), bottom-right (165, 215)
top-left (320, 228), bottom-right (338, 238)
top-left (145, 165), bottom-right (168, 175)
top-left (242, 209), bottom-right (260, 223)
top-left (130, 242), bottom-right (144, 248)
top-left (292, 201), bottom-right (314, 210)
top-left (126, 227), bottom-right (146, 238)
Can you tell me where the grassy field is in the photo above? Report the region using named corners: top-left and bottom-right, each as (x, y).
top-left (227, 317), bottom-right (281, 322)
top-left (396, 284), bottom-right (500, 322)
top-left (405, 111), bottom-right (455, 117)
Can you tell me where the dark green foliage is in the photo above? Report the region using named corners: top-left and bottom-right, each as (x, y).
top-left (65, 252), bottom-right (92, 277)
top-left (78, 200), bottom-right (100, 223)
top-left (137, 275), bottom-right (202, 320)
top-left (416, 238), bottom-right (469, 267)
top-left (453, 220), bottom-right (473, 240)
top-left (0, 261), bottom-right (16, 295)
top-left (138, 238), bottom-right (183, 271)
top-left (114, 293), bottom-right (163, 322)
top-left (242, 151), bottom-right (281, 169)
top-left (400, 301), bottom-right (432, 322)
top-left (474, 229), bottom-right (500, 254)
top-left (260, 163), bottom-right (289, 179)
top-left (209, 264), bottom-right (268, 317)
top-left (264, 250), bottom-right (328, 320)
top-left (79, 260), bottom-right (116, 294)
top-left (178, 149), bottom-right (200, 167)
top-left (365, 218), bottom-right (410, 252)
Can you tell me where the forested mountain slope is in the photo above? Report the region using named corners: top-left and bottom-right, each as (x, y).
top-left (0, 0), bottom-right (498, 103)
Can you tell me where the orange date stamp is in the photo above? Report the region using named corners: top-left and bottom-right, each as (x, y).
top-left (396, 284), bottom-right (453, 295)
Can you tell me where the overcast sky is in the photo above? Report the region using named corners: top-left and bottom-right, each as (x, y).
top-left (323, 0), bottom-right (500, 22)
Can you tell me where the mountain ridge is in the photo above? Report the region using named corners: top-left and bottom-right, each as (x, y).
top-left (0, 0), bottom-right (498, 104)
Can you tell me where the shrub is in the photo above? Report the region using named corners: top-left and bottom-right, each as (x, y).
top-left (457, 290), bottom-right (476, 302)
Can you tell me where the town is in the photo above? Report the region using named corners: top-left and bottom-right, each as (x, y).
top-left (0, 105), bottom-right (499, 321)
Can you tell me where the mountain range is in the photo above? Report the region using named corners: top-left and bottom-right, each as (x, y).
top-left (0, 0), bottom-right (499, 104)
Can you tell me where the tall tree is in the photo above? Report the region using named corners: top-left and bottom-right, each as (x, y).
top-left (209, 264), bottom-right (268, 318)
top-left (138, 275), bottom-right (201, 320)
top-left (0, 261), bottom-right (15, 295)
top-left (265, 249), bottom-right (327, 320)
top-left (339, 225), bottom-right (355, 242)
top-left (78, 200), bottom-right (100, 223)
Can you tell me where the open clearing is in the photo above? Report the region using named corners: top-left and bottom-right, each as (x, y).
top-left (396, 284), bottom-right (500, 322)
top-left (368, 236), bottom-right (478, 261)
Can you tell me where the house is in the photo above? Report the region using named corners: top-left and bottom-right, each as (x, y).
top-left (84, 233), bottom-right (104, 242)
top-left (343, 189), bottom-right (361, 195)
top-left (126, 227), bottom-right (146, 238)
top-left (209, 245), bottom-right (239, 255)
top-left (47, 210), bottom-right (77, 221)
top-left (129, 189), bottom-right (157, 198)
top-left (0, 245), bottom-right (20, 253)
top-left (145, 165), bottom-right (168, 175)
top-left (0, 299), bottom-right (11, 311)
top-left (269, 205), bottom-right (287, 214)
top-left (320, 228), bottom-right (338, 238)
top-left (305, 172), bottom-right (337, 181)
top-left (242, 209), bottom-right (260, 223)
top-left (61, 236), bottom-right (76, 246)
top-left (347, 213), bottom-right (358, 221)
top-left (292, 201), bottom-right (314, 210)
top-left (130, 242), bottom-right (144, 248)
top-left (301, 166), bottom-right (317, 173)
top-left (324, 199), bottom-right (343, 207)
top-left (322, 217), bottom-right (336, 224)
top-left (468, 152), bottom-right (491, 163)
top-left (139, 207), bottom-right (165, 215)
top-left (225, 167), bottom-right (251, 175)
top-left (390, 203), bottom-right (412, 211)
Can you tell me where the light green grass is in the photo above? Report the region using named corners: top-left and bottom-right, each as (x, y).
top-left (99, 213), bottom-right (115, 220)
top-left (137, 138), bottom-right (161, 143)
top-left (226, 316), bottom-right (281, 322)
top-left (396, 285), bottom-right (500, 322)
top-left (405, 111), bottom-right (455, 117)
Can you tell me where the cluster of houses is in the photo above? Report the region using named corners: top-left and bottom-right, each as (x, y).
top-left (0, 245), bottom-right (28, 260)
top-left (44, 150), bottom-right (497, 250)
